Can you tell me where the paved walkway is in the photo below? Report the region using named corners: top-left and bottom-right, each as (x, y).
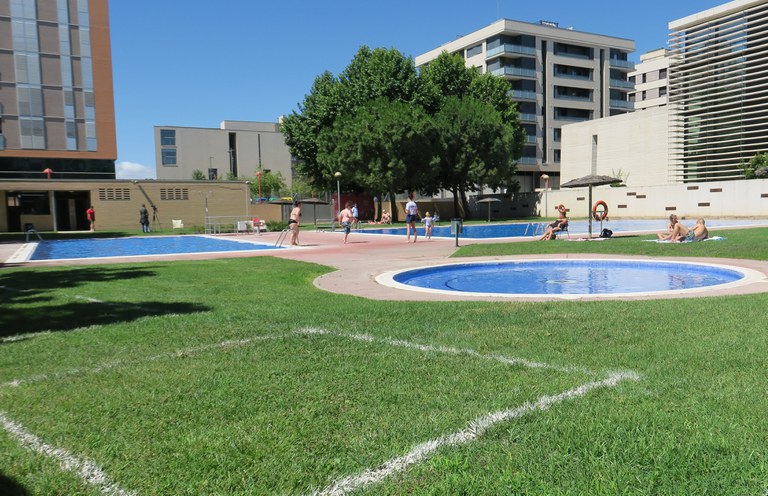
top-left (2, 229), bottom-right (768, 302)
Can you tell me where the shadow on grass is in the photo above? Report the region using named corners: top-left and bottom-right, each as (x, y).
top-left (0, 473), bottom-right (29, 496)
top-left (0, 266), bottom-right (211, 339)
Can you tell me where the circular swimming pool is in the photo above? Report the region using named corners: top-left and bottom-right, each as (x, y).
top-left (377, 259), bottom-right (756, 298)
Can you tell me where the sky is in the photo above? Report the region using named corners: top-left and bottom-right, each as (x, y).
top-left (109, 0), bottom-right (727, 179)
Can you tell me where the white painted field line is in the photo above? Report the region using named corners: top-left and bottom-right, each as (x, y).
top-left (300, 327), bottom-right (588, 374)
top-left (0, 411), bottom-right (136, 496)
top-left (312, 371), bottom-right (640, 496)
top-left (4, 328), bottom-right (584, 389)
top-left (1, 332), bottom-right (295, 389)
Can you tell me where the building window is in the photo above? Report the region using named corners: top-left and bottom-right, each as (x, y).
top-left (466, 44), bottom-right (482, 58)
top-left (161, 148), bottom-right (177, 166)
top-left (160, 129), bottom-right (176, 146)
top-left (659, 87), bottom-right (667, 97)
top-left (553, 149), bottom-right (561, 162)
top-left (659, 68), bottom-right (667, 80)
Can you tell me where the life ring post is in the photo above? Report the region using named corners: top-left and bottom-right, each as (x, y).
top-left (592, 200), bottom-right (608, 222)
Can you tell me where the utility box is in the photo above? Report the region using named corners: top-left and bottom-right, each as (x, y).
top-left (450, 218), bottom-right (463, 235)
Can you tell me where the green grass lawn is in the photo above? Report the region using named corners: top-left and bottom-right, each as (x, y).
top-left (1, 231), bottom-right (767, 495)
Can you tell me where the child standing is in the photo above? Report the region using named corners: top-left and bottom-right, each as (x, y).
top-left (423, 211), bottom-right (433, 240)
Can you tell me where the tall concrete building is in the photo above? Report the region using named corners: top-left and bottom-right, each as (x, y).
top-left (668, 0), bottom-right (768, 182)
top-left (416, 19), bottom-right (635, 191)
top-left (629, 48), bottom-right (669, 110)
top-left (0, 0), bottom-right (116, 179)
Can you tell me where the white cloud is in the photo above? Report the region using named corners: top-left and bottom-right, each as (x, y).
top-left (116, 161), bottom-right (156, 180)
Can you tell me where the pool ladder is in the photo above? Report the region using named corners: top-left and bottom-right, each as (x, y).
top-left (275, 229), bottom-right (290, 247)
top-left (524, 222), bottom-right (547, 237)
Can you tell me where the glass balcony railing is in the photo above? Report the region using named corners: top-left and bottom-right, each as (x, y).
top-left (554, 94), bottom-right (592, 102)
top-left (519, 113), bottom-right (538, 122)
top-left (525, 135), bottom-right (537, 144)
top-left (508, 89), bottom-right (537, 100)
top-left (486, 43), bottom-right (536, 59)
top-left (610, 79), bottom-right (635, 89)
top-left (554, 72), bottom-right (592, 81)
top-left (610, 59), bottom-right (635, 70)
top-left (610, 99), bottom-right (634, 109)
top-left (0, 135), bottom-right (4, 149)
top-left (491, 67), bottom-right (537, 78)
top-left (517, 156), bottom-right (538, 165)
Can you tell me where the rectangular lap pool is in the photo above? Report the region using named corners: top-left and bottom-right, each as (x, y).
top-left (25, 235), bottom-right (282, 261)
top-left (360, 219), bottom-right (767, 239)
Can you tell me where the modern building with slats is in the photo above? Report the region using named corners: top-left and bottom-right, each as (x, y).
top-left (668, 0), bottom-right (768, 182)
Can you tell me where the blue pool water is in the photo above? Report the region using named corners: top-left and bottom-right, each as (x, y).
top-left (30, 236), bottom-right (281, 261)
top-left (388, 259), bottom-right (745, 296)
top-left (362, 218), bottom-right (765, 239)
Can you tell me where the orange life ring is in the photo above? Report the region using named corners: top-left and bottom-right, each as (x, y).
top-left (592, 201), bottom-right (608, 221)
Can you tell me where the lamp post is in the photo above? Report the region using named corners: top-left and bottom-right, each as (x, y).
top-left (244, 181), bottom-right (251, 216)
top-left (255, 171), bottom-right (262, 204)
top-left (540, 174), bottom-right (550, 218)
top-left (334, 171), bottom-right (342, 216)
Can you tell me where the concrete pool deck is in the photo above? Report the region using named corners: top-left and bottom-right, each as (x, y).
top-left (2, 229), bottom-right (768, 302)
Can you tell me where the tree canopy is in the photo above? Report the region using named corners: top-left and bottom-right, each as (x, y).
top-left (281, 47), bottom-right (525, 218)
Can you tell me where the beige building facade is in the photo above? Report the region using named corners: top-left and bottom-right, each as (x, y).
top-left (629, 48), bottom-right (668, 110)
top-left (154, 121), bottom-right (294, 185)
top-left (0, 178), bottom-right (286, 232)
top-left (560, 106), bottom-right (669, 187)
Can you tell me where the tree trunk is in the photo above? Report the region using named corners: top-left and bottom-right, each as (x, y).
top-left (459, 185), bottom-right (470, 219)
top-left (389, 191), bottom-right (399, 223)
top-left (451, 186), bottom-right (460, 219)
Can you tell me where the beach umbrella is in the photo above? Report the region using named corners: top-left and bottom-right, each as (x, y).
top-left (476, 197), bottom-right (501, 222)
top-left (559, 175), bottom-right (623, 238)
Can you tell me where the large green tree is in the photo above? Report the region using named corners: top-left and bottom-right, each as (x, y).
top-left (281, 46), bottom-right (419, 194)
top-left (282, 47), bottom-right (524, 218)
top-left (433, 96), bottom-right (520, 215)
top-left (317, 98), bottom-right (436, 220)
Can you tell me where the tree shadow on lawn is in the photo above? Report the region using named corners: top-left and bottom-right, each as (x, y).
top-left (0, 473), bottom-right (29, 496)
top-left (0, 266), bottom-right (210, 339)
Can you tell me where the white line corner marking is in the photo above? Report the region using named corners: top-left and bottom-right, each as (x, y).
top-left (0, 411), bottom-right (136, 496)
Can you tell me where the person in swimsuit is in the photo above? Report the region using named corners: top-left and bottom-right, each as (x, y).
top-left (288, 201), bottom-right (301, 246)
top-left (338, 201), bottom-right (354, 244)
top-left (539, 204), bottom-right (568, 240)
top-left (658, 214), bottom-right (680, 241)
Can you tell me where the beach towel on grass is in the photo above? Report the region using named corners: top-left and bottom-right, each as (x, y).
top-left (643, 236), bottom-right (726, 243)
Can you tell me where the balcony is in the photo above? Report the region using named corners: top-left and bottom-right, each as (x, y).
top-left (508, 89), bottom-right (537, 100)
top-left (610, 59), bottom-right (635, 70)
top-left (553, 72), bottom-right (592, 82)
top-left (610, 78), bottom-right (635, 89)
top-left (610, 99), bottom-right (634, 109)
top-left (554, 94), bottom-right (592, 103)
top-left (525, 135), bottom-right (537, 144)
top-left (491, 67), bottom-right (536, 78)
top-left (519, 113), bottom-right (538, 122)
top-left (486, 43), bottom-right (536, 59)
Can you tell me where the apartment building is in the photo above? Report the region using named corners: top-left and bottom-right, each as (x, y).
top-left (155, 121), bottom-right (294, 186)
top-left (416, 18), bottom-right (635, 191)
top-left (668, 0), bottom-right (768, 182)
top-left (629, 48), bottom-right (669, 110)
top-left (0, 0), bottom-right (116, 179)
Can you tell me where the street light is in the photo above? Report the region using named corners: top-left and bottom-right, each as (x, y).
top-left (244, 181), bottom-right (251, 216)
top-left (334, 171), bottom-right (342, 216)
top-left (540, 174), bottom-right (550, 218)
top-left (255, 171), bottom-right (262, 203)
